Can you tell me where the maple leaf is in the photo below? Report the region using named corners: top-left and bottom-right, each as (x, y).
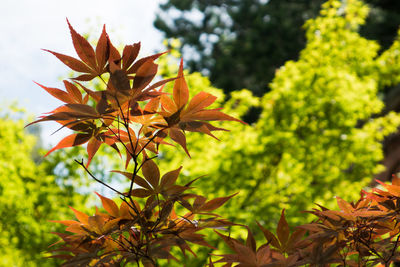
top-left (34, 81), bottom-right (87, 104)
top-left (188, 193), bottom-right (238, 216)
top-left (108, 128), bottom-right (160, 167)
top-left (373, 175), bottom-right (400, 198)
top-left (95, 192), bottom-right (120, 218)
top-left (45, 20), bottom-right (111, 81)
top-left (158, 58), bottom-right (245, 155)
top-left (50, 204), bottom-right (132, 266)
top-left (256, 210), bottom-right (306, 255)
top-left (213, 228), bottom-right (280, 267)
top-left (105, 51), bottom-right (170, 107)
top-left (122, 159), bottom-right (194, 201)
top-left (34, 118), bottom-right (116, 166)
top-left (129, 105), bottom-right (168, 137)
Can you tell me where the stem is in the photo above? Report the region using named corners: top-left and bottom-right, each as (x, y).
top-left (127, 133), bottom-right (163, 198)
top-left (98, 74), bottom-right (138, 161)
top-left (97, 74), bottom-right (165, 267)
top-left (99, 75), bottom-right (111, 91)
top-left (104, 122), bottom-right (134, 159)
top-left (358, 238), bottom-right (385, 261)
top-left (75, 159), bottom-right (124, 196)
top-left (137, 129), bottom-right (164, 156)
top-left (389, 233), bottom-right (400, 264)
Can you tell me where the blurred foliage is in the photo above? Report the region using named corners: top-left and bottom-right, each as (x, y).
top-left (0, 107), bottom-right (88, 266)
top-left (155, 0), bottom-right (400, 265)
top-left (155, 0), bottom-right (400, 100)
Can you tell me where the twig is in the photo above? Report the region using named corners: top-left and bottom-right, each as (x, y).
top-left (75, 159), bottom-right (124, 196)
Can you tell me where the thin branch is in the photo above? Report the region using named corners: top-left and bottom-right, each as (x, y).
top-left (389, 233), bottom-right (400, 263)
top-left (103, 122), bottom-right (134, 159)
top-left (137, 129), bottom-right (165, 156)
top-left (128, 155), bottom-right (159, 198)
top-left (75, 159), bottom-right (123, 196)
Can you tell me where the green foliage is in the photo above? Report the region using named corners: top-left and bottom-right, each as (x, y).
top-left (378, 29), bottom-right (400, 88)
top-left (0, 108), bottom-right (87, 266)
top-left (157, 0), bottom-right (400, 237)
top-left (150, 3), bottom-right (400, 265)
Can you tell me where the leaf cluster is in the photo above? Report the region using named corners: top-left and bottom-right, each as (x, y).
top-left (212, 176), bottom-right (400, 266)
top-left (29, 20), bottom-right (243, 266)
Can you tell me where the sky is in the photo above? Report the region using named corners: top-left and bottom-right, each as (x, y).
top-left (0, 0), bottom-right (165, 144)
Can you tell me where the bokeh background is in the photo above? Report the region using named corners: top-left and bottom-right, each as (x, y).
top-left (1, 0), bottom-right (400, 265)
